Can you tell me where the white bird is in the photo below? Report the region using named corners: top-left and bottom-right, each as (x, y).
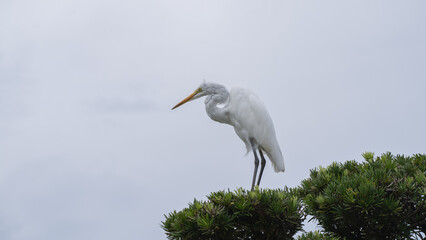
top-left (172, 82), bottom-right (285, 190)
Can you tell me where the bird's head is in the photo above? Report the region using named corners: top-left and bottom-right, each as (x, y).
top-left (171, 82), bottom-right (211, 110)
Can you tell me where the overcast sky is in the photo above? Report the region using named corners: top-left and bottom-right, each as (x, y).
top-left (1, 0), bottom-right (425, 239)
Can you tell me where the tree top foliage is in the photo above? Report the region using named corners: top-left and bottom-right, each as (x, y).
top-left (162, 187), bottom-right (305, 240)
top-left (162, 152), bottom-right (425, 240)
top-left (299, 152), bottom-right (425, 240)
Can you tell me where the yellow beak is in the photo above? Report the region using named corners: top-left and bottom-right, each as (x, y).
top-left (171, 89), bottom-right (201, 110)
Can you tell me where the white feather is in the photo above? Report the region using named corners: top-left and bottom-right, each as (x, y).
top-left (227, 87), bottom-right (285, 172)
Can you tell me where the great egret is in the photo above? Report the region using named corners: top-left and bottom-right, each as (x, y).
top-left (172, 82), bottom-right (285, 190)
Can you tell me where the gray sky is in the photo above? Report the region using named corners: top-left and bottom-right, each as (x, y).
top-left (1, 0), bottom-right (425, 239)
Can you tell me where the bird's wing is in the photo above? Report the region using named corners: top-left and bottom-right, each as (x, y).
top-left (228, 87), bottom-right (273, 148)
top-left (228, 87), bottom-right (285, 172)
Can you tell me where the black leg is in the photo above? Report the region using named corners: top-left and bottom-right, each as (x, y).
top-left (257, 148), bottom-right (267, 187)
top-left (250, 139), bottom-right (259, 191)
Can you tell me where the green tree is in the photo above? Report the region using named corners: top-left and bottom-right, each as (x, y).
top-left (162, 153), bottom-right (425, 239)
top-left (162, 188), bottom-right (305, 240)
top-left (299, 152), bottom-right (425, 240)
top-left (296, 231), bottom-right (340, 240)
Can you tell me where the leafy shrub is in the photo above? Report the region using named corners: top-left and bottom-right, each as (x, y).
top-left (296, 231), bottom-right (340, 240)
top-left (299, 152), bottom-right (425, 240)
top-left (162, 188), bottom-right (305, 240)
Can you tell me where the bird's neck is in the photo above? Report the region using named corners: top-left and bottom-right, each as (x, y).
top-left (205, 86), bottom-right (230, 124)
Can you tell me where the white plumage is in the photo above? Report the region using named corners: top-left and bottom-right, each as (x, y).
top-left (228, 87), bottom-right (285, 173)
top-left (172, 82), bottom-right (285, 190)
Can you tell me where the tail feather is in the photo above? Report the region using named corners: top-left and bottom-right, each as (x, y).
top-left (266, 148), bottom-right (285, 172)
top-left (245, 139), bottom-right (285, 172)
